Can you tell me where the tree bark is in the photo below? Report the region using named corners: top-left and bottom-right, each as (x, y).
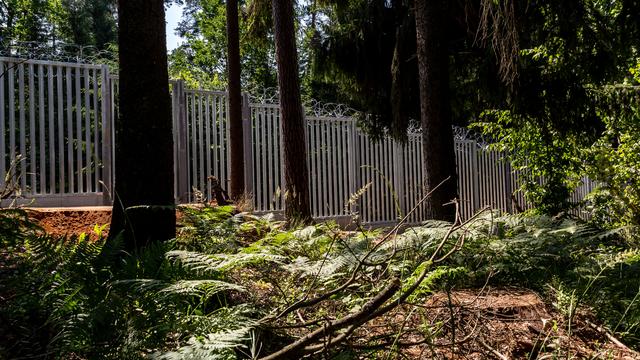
top-left (414, 0), bottom-right (458, 221)
top-left (227, 0), bottom-right (244, 201)
top-left (109, 0), bottom-right (175, 250)
top-left (271, 0), bottom-right (313, 224)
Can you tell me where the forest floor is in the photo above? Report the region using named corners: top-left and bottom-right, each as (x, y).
top-left (366, 288), bottom-right (638, 359)
top-left (15, 208), bottom-right (639, 359)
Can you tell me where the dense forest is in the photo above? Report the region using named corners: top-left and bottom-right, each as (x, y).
top-left (1, 0), bottom-right (640, 359)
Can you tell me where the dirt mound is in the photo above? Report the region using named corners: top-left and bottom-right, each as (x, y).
top-left (364, 287), bottom-right (638, 359)
top-left (27, 207), bottom-right (112, 240)
top-left (25, 206), bottom-right (193, 240)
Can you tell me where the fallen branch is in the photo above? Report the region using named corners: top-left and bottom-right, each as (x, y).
top-left (266, 178), bottom-right (451, 321)
top-left (262, 194), bottom-right (488, 359)
top-left (259, 278), bottom-right (401, 360)
top-left (479, 338), bottom-right (508, 360)
top-left (585, 319), bottom-right (637, 355)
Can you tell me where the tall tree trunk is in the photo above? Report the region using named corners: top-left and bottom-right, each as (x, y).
top-left (271, 0), bottom-right (312, 224)
top-left (414, 0), bottom-right (458, 221)
top-left (227, 0), bottom-right (244, 201)
top-left (109, 0), bottom-right (175, 250)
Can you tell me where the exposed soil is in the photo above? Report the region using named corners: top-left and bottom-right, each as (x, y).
top-left (362, 287), bottom-right (639, 359)
top-left (27, 207), bottom-right (112, 240)
top-left (25, 206), bottom-right (194, 240)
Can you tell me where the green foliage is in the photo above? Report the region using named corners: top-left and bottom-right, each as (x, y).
top-left (474, 110), bottom-right (583, 214)
top-left (0, 208), bottom-right (255, 358)
top-left (168, 0), bottom-right (277, 90)
top-left (0, 208), bottom-right (40, 246)
top-left (583, 86), bottom-right (640, 231)
top-left (3, 204), bottom-right (640, 357)
top-left (471, 0), bottom-right (640, 216)
top-left (0, 0), bottom-right (50, 42)
top-left (444, 213), bottom-right (640, 345)
top-left (0, 0), bottom-right (117, 48)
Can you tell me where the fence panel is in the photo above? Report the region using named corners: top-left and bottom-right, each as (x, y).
top-left (249, 104), bottom-right (283, 211)
top-left (306, 117), bottom-right (353, 219)
top-left (182, 90), bottom-right (229, 202)
top-left (0, 57), bottom-right (109, 206)
top-left (356, 130), bottom-right (398, 224)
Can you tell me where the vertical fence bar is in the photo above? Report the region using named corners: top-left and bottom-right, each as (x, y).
top-left (83, 68), bottom-right (92, 192)
top-left (267, 108), bottom-right (275, 209)
top-left (242, 93), bottom-right (253, 203)
top-left (336, 121), bottom-right (344, 214)
top-left (170, 80), bottom-right (178, 200)
top-left (28, 64), bottom-right (36, 192)
top-left (259, 107), bottom-right (266, 209)
top-left (38, 65), bottom-right (46, 193)
top-left (250, 107), bottom-right (258, 209)
top-left (111, 76), bottom-right (118, 196)
top-left (47, 65), bottom-right (55, 193)
top-left (328, 121), bottom-right (335, 214)
top-left (176, 81), bottom-right (189, 202)
top-left (66, 67), bottom-right (74, 193)
top-left (57, 66), bottom-right (65, 193)
top-left (211, 95), bottom-right (219, 194)
top-left (317, 121), bottom-right (328, 216)
top-left (310, 119), bottom-right (318, 216)
top-left (276, 109), bottom-right (283, 210)
top-left (223, 96), bottom-right (229, 188)
top-left (92, 69), bottom-right (100, 191)
top-left (18, 64), bottom-right (27, 190)
top-left (169, 81), bottom-right (176, 199)
top-left (384, 140), bottom-right (392, 221)
top-left (75, 67), bottom-right (83, 192)
top-left (8, 66), bottom-right (16, 180)
top-left (393, 140), bottom-right (405, 220)
top-left (271, 108), bottom-right (277, 210)
top-left (197, 93), bottom-right (205, 193)
top-left (189, 92), bottom-right (196, 197)
top-left (101, 66), bottom-right (113, 204)
top-left (204, 94), bottom-right (212, 198)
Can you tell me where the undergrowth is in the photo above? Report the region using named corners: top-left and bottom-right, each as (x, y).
top-left (1, 205), bottom-right (639, 359)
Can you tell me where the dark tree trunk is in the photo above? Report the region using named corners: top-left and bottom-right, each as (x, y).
top-left (271, 0), bottom-right (313, 224)
top-left (414, 0), bottom-right (458, 221)
top-left (227, 0), bottom-right (244, 201)
top-left (109, 0), bottom-right (175, 250)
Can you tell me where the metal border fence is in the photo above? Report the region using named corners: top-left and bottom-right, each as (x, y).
top-left (1, 57), bottom-right (596, 223)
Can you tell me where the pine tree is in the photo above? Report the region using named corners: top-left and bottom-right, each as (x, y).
top-left (414, 0), bottom-right (457, 220)
top-left (227, 0), bottom-right (244, 201)
top-left (108, 0), bottom-right (176, 250)
top-left (271, 0), bottom-right (313, 224)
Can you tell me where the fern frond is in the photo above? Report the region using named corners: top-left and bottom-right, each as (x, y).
top-left (285, 253), bottom-right (358, 280)
top-left (160, 280), bottom-right (245, 297)
top-left (152, 327), bottom-right (253, 360)
top-left (167, 250), bottom-right (286, 274)
top-left (114, 279), bottom-right (244, 299)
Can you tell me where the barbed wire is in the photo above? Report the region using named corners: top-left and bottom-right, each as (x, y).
top-left (248, 87), bottom-right (359, 118)
top-left (0, 40), bottom-right (116, 66)
top-left (247, 87), bottom-right (280, 104)
top-left (305, 99), bottom-right (358, 118)
top-left (247, 88), bottom-right (490, 143)
top-left (405, 125), bottom-right (491, 147)
top-left (2, 47), bottom-right (490, 145)
top-left (452, 126), bottom-right (491, 147)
